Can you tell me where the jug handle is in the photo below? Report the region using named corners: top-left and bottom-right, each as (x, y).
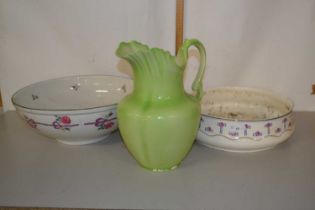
top-left (176, 39), bottom-right (206, 101)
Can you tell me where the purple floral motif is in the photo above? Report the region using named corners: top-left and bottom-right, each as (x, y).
top-left (253, 131), bottom-right (262, 137)
top-left (84, 111), bottom-right (116, 130)
top-left (282, 118), bottom-right (288, 129)
top-left (52, 121), bottom-right (63, 129)
top-left (228, 131), bottom-right (239, 137)
top-left (24, 116), bottom-right (37, 128)
top-left (217, 122), bottom-right (226, 134)
top-left (244, 124), bottom-right (251, 136)
top-left (264, 122), bottom-right (273, 135)
top-left (205, 126), bottom-right (213, 132)
top-left (275, 128), bottom-right (282, 133)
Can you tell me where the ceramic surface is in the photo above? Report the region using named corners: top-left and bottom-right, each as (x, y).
top-left (197, 87), bottom-right (295, 152)
top-left (12, 75), bottom-right (132, 145)
top-left (116, 39), bottom-right (206, 171)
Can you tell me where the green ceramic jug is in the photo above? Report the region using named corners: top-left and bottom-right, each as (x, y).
top-left (116, 39), bottom-right (206, 171)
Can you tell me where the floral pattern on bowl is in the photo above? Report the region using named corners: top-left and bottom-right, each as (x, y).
top-left (24, 115), bottom-right (79, 131)
top-left (199, 114), bottom-right (294, 141)
top-left (197, 87), bottom-right (295, 152)
top-left (12, 75), bottom-right (132, 145)
top-left (84, 111), bottom-right (116, 130)
top-left (21, 108), bottom-right (118, 145)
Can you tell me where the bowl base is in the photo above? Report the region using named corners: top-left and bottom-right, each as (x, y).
top-left (57, 135), bottom-right (109, 145)
top-left (198, 142), bottom-right (275, 153)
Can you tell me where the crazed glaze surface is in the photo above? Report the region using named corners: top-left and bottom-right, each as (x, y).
top-left (12, 75), bottom-right (133, 145)
top-left (202, 87), bottom-right (292, 120)
top-left (197, 87), bottom-right (295, 152)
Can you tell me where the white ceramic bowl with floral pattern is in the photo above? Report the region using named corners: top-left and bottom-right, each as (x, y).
top-left (197, 87), bottom-right (295, 152)
top-left (12, 75), bottom-right (132, 145)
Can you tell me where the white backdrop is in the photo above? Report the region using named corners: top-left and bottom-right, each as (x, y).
top-left (0, 0), bottom-right (176, 111)
top-left (184, 0), bottom-right (315, 111)
top-left (1, 0), bottom-right (314, 111)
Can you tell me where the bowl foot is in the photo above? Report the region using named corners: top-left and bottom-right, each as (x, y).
top-left (57, 135), bottom-right (109, 145)
top-left (199, 142), bottom-right (275, 153)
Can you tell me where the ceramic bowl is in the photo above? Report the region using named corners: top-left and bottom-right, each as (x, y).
top-left (12, 75), bottom-right (132, 145)
top-left (197, 87), bottom-right (295, 152)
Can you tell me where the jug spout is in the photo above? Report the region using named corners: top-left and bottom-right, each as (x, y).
top-left (116, 41), bottom-right (185, 101)
top-left (116, 41), bottom-right (150, 64)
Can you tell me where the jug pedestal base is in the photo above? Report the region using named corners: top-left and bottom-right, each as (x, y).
top-left (142, 164), bottom-right (179, 172)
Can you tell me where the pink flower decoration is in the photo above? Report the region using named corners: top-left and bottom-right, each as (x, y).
top-left (104, 121), bottom-right (114, 129)
top-left (60, 115), bottom-right (71, 124)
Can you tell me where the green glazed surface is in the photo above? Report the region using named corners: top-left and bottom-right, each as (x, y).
top-left (116, 39), bottom-right (206, 171)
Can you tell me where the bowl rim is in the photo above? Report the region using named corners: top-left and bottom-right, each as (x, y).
top-left (11, 74), bottom-right (132, 112)
top-left (201, 86), bottom-right (294, 122)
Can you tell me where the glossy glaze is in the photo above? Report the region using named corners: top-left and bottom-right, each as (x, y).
top-left (197, 87), bottom-right (295, 152)
top-left (116, 39), bottom-right (206, 171)
top-left (12, 75), bottom-right (133, 145)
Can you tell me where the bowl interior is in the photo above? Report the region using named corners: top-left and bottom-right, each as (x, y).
top-left (12, 75), bottom-right (133, 110)
top-left (202, 87), bottom-right (293, 121)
